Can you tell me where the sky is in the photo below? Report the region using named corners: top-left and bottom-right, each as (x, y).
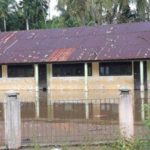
top-left (47, 0), bottom-right (60, 19)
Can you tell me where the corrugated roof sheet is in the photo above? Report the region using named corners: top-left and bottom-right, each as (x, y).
top-left (0, 22), bottom-right (150, 64)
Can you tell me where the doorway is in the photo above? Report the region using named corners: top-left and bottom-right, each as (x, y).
top-left (38, 64), bottom-right (47, 90)
top-left (134, 61), bottom-right (147, 90)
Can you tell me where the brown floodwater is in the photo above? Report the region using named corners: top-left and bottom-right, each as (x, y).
top-left (0, 90), bottom-right (148, 121)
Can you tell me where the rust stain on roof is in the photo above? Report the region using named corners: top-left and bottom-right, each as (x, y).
top-left (48, 48), bottom-right (75, 61)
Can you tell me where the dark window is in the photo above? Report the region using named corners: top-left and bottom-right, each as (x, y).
top-left (53, 63), bottom-right (92, 77)
top-left (8, 65), bottom-right (34, 77)
top-left (100, 62), bottom-right (132, 76)
top-left (0, 66), bottom-right (1, 77)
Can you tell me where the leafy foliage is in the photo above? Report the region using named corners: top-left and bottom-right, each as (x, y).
top-left (144, 104), bottom-right (150, 130)
top-left (0, 0), bottom-right (17, 31)
top-left (112, 138), bottom-right (144, 150)
top-left (0, 0), bottom-right (48, 31)
top-left (55, 0), bottom-right (150, 27)
top-left (0, 0), bottom-right (150, 31)
top-left (18, 0), bottom-right (48, 29)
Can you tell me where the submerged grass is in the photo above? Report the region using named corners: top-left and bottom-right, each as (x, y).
top-left (31, 140), bottom-right (149, 150)
top-left (32, 145), bottom-right (111, 150)
top-left (52, 139), bottom-right (150, 150)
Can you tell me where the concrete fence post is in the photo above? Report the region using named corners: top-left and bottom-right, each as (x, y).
top-left (4, 91), bottom-right (21, 149)
top-left (119, 89), bottom-right (134, 139)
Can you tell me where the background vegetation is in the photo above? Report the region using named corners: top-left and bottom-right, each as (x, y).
top-left (0, 0), bottom-right (150, 31)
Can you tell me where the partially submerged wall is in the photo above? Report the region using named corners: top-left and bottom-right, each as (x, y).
top-left (49, 76), bottom-right (134, 90)
top-left (88, 76), bottom-right (134, 90)
top-left (0, 62), bottom-right (134, 91)
top-left (0, 78), bottom-right (36, 90)
top-left (51, 77), bottom-right (84, 90)
top-left (49, 62), bottom-right (134, 90)
top-left (0, 65), bottom-right (36, 90)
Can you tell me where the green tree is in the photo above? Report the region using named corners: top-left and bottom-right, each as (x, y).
top-left (85, 0), bottom-right (103, 25)
top-left (19, 0), bottom-right (48, 30)
top-left (57, 0), bottom-right (87, 27)
top-left (117, 0), bottom-right (134, 23)
top-left (136, 0), bottom-right (149, 21)
top-left (6, 10), bottom-right (26, 31)
top-left (0, 0), bottom-right (16, 31)
top-left (56, 0), bottom-right (135, 26)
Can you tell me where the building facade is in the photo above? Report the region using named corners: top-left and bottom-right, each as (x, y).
top-left (0, 61), bottom-right (148, 91)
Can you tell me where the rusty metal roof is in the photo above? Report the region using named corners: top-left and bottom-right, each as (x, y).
top-left (0, 22), bottom-right (150, 64)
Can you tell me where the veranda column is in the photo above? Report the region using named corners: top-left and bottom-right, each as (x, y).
top-left (34, 64), bottom-right (39, 91)
top-left (2, 65), bottom-right (8, 78)
top-left (147, 60), bottom-right (150, 89)
top-left (140, 61), bottom-right (144, 92)
top-left (47, 64), bottom-right (52, 90)
top-left (84, 63), bottom-right (88, 92)
top-left (92, 62), bottom-right (99, 76)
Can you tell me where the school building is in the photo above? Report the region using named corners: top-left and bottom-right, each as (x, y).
top-left (0, 22), bottom-right (150, 91)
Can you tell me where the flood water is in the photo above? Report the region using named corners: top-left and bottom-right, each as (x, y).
top-left (0, 90), bottom-right (147, 119)
top-left (0, 90), bottom-right (149, 146)
top-left (0, 90), bottom-right (149, 121)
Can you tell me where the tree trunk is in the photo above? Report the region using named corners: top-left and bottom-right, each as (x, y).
top-left (3, 16), bottom-right (6, 32)
top-left (26, 18), bottom-right (29, 30)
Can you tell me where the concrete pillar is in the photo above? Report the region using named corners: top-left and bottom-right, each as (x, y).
top-left (147, 60), bottom-right (150, 89)
top-left (47, 64), bottom-right (52, 90)
top-left (92, 62), bottom-right (99, 76)
top-left (84, 63), bottom-right (88, 92)
top-left (2, 65), bottom-right (7, 78)
top-left (140, 61), bottom-right (144, 91)
top-left (4, 91), bottom-right (21, 149)
top-left (119, 89), bottom-right (134, 139)
top-left (34, 64), bottom-right (39, 91)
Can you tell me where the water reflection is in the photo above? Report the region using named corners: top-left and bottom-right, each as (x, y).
top-left (0, 103), bottom-right (4, 120)
top-left (134, 91), bottom-right (148, 122)
top-left (0, 90), bottom-right (149, 122)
